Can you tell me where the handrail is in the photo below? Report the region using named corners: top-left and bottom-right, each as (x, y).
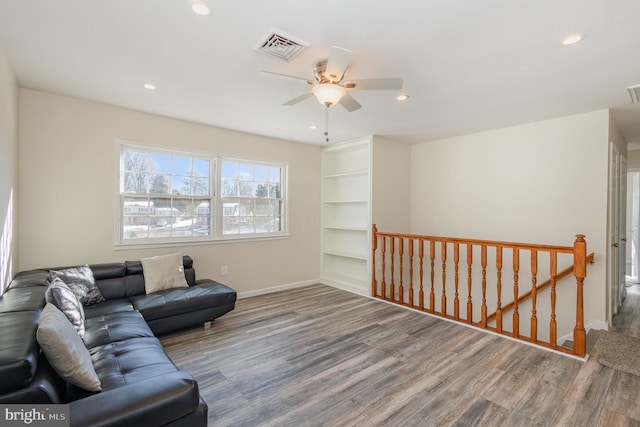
top-left (486, 252), bottom-right (595, 322)
top-left (371, 225), bottom-right (591, 357)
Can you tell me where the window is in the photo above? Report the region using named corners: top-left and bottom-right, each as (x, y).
top-left (117, 143), bottom-right (287, 245)
top-left (220, 159), bottom-right (285, 236)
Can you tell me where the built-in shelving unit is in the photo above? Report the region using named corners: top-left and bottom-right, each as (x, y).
top-left (321, 137), bottom-right (371, 294)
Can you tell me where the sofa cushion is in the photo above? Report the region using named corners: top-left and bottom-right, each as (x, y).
top-left (0, 311), bottom-right (40, 395)
top-left (83, 298), bottom-right (134, 318)
top-left (129, 281), bottom-right (236, 322)
top-left (84, 311), bottom-right (155, 349)
top-left (89, 337), bottom-right (178, 391)
top-left (0, 286), bottom-right (47, 313)
top-left (141, 253), bottom-right (189, 294)
top-left (6, 270), bottom-right (49, 289)
top-left (36, 303), bottom-right (102, 392)
top-left (45, 278), bottom-right (85, 339)
top-left (49, 264), bottom-right (105, 305)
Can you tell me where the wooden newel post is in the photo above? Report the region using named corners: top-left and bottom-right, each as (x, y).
top-left (372, 224), bottom-right (378, 297)
top-left (573, 234), bottom-right (587, 357)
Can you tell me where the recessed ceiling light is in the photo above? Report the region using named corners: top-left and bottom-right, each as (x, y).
top-left (143, 83), bottom-right (157, 90)
top-left (191, 1), bottom-right (211, 16)
top-left (396, 94), bottom-right (410, 101)
top-left (562, 34), bottom-right (584, 46)
top-left (309, 124), bottom-right (318, 130)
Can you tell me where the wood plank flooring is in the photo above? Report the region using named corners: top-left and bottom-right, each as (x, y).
top-left (160, 285), bottom-right (640, 427)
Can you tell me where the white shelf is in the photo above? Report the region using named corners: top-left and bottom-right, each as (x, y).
top-left (323, 250), bottom-right (368, 260)
top-left (323, 225), bottom-right (368, 231)
top-left (321, 137), bottom-right (371, 295)
top-left (323, 170), bottom-right (368, 179)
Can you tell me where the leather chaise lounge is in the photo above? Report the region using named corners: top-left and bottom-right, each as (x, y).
top-left (0, 255), bottom-right (236, 427)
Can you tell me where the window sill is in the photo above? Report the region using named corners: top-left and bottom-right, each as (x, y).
top-left (113, 234), bottom-right (290, 251)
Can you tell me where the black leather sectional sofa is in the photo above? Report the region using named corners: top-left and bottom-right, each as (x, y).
top-left (0, 255), bottom-right (236, 427)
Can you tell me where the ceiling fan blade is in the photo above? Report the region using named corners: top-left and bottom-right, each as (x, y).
top-left (261, 71), bottom-right (313, 85)
top-left (344, 78), bottom-right (404, 91)
top-left (325, 46), bottom-right (353, 83)
top-left (283, 92), bottom-right (313, 106)
top-left (339, 93), bottom-right (362, 112)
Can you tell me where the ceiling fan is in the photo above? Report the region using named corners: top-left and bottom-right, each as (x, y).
top-left (261, 46), bottom-right (404, 112)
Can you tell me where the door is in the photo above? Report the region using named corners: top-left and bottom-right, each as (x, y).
top-left (620, 156), bottom-right (628, 303)
top-left (608, 143), bottom-right (621, 322)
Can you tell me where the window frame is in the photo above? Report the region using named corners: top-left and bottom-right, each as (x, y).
top-left (114, 141), bottom-right (289, 249)
top-left (217, 156), bottom-right (288, 240)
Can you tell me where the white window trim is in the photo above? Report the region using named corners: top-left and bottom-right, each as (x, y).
top-left (114, 140), bottom-right (289, 249)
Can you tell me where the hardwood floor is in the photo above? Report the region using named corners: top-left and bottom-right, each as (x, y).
top-left (161, 285), bottom-right (640, 427)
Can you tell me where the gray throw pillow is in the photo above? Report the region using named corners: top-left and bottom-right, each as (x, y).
top-left (49, 264), bottom-right (105, 305)
top-left (45, 278), bottom-right (86, 339)
top-left (37, 303), bottom-right (102, 392)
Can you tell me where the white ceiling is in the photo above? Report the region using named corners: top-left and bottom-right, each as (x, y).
top-left (1, 0), bottom-right (640, 146)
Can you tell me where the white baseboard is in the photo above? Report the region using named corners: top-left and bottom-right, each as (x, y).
top-left (319, 278), bottom-right (370, 297)
top-left (236, 279), bottom-right (320, 299)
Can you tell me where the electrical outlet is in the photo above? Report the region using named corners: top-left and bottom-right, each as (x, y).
top-left (221, 265), bottom-right (228, 276)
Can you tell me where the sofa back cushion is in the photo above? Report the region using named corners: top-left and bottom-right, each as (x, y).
top-left (92, 256), bottom-right (196, 300)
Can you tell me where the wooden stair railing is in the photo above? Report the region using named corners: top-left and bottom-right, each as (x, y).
top-left (371, 225), bottom-right (592, 357)
top-left (486, 252), bottom-right (595, 323)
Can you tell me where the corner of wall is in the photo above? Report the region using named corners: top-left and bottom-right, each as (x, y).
top-left (0, 39), bottom-right (19, 294)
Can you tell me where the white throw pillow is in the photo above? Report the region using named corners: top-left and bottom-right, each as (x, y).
top-left (140, 252), bottom-right (189, 294)
top-left (37, 303), bottom-right (102, 392)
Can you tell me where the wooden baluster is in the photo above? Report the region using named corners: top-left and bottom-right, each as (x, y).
top-left (381, 237), bottom-right (387, 300)
top-left (441, 242), bottom-right (447, 316)
top-left (399, 238), bottom-right (404, 304)
top-left (430, 240), bottom-right (436, 313)
top-left (550, 251), bottom-right (558, 348)
top-left (513, 248), bottom-right (520, 338)
top-left (481, 245), bottom-right (488, 327)
top-left (496, 246), bottom-right (503, 333)
top-left (573, 235), bottom-right (587, 357)
top-left (371, 225), bottom-right (378, 297)
top-left (390, 237), bottom-right (395, 301)
top-left (454, 243), bottom-right (460, 320)
top-left (467, 244), bottom-right (473, 324)
top-left (530, 249), bottom-right (538, 342)
top-left (409, 239), bottom-right (414, 307)
top-left (419, 240), bottom-right (425, 310)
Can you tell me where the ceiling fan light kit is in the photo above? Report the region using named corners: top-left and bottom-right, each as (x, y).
top-left (312, 84), bottom-right (346, 106)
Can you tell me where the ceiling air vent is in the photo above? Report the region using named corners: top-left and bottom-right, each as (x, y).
top-left (255, 28), bottom-right (310, 62)
top-left (628, 85), bottom-right (640, 104)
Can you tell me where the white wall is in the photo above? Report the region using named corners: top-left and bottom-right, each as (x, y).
top-left (410, 110), bottom-right (610, 332)
top-left (0, 41), bottom-right (19, 294)
top-left (18, 89), bottom-right (321, 294)
top-left (372, 136), bottom-right (411, 233)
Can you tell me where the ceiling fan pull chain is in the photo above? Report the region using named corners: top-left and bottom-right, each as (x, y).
top-left (324, 104), bottom-right (330, 143)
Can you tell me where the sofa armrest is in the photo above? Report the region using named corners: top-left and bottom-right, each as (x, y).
top-left (69, 371), bottom-right (202, 427)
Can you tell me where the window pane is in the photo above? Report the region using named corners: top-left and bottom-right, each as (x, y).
top-left (239, 199), bottom-right (253, 216)
top-left (193, 176), bottom-right (209, 196)
top-left (255, 182), bottom-right (268, 198)
top-left (269, 167), bottom-right (281, 183)
top-left (123, 217), bottom-right (149, 239)
top-left (171, 176), bottom-right (192, 195)
top-left (148, 174), bottom-right (169, 194)
top-left (150, 153), bottom-right (170, 174)
top-left (255, 165), bottom-right (268, 181)
top-left (269, 183), bottom-right (281, 198)
top-left (195, 201), bottom-right (210, 216)
top-left (123, 197), bottom-right (150, 216)
top-left (237, 217), bottom-right (254, 234)
top-left (221, 161), bottom-right (237, 179)
top-left (124, 172), bottom-right (148, 193)
top-left (239, 164), bottom-right (253, 180)
top-left (239, 181), bottom-right (254, 197)
top-left (222, 179), bottom-right (237, 196)
top-left (123, 150), bottom-right (148, 172)
top-left (193, 159), bottom-right (210, 178)
top-left (255, 200), bottom-right (270, 216)
top-left (149, 197), bottom-right (173, 217)
top-left (172, 156), bottom-right (192, 175)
